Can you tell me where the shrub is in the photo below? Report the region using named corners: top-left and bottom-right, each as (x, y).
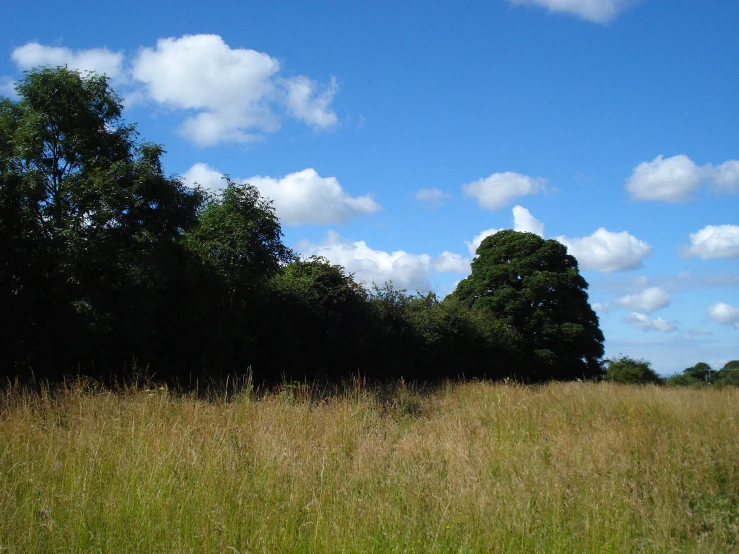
top-left (666, 373), bottom-right (705, 388)
top-left (716, 360), bottom-right (739, 386)
top-left (604, 356), bottom-right (662, 385)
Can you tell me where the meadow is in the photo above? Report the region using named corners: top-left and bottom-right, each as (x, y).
top-left (1, 379), bottom-right (738, 553)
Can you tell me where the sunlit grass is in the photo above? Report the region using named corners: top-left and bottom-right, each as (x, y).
top-left (1, 379), bottom-right (738, 553)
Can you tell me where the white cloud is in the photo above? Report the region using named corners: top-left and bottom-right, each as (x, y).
top-left (181, 164), bottom-right (380, 225)
top-left (181, 163), bottom-right (225, 193)
top-left (682, 225), bottom-right (739, 259)
top-left (625, 154), bottom-right (703, 202)
top-left (297, 231), bottom-right (470, 290)
top-left (283, 76), bottom-right (338, 129)
top-left (556, 228), bottom-right (651, 272)
top-left (614, 287), bottom-right (670, 312)
top-left (710, 160), bottom-right (739, 192)
top-left (0, 77), bottom-right (16, 99)
top-left (707, 303), bottom-right (739, 329)
top-left (246, 169), bottom-right (380, 225)
top-left (512, 205), bottom-right (544, 237)
top-left (462, 172), bottom-right (546, 210)
top-left (506, 0), bottom-right (639, 24)
top-left (414, 188), bottom-right (452, 207)
top-left (626, 154), bottom-right (739, 201)
top-left (465, 208), bottom-right (646, 272)
top-left (131, 34), bottom-right (337, 146)
top-left (11, 42), bottom-right (124, 79)
top-left (132, 35), bottom-right (279, 145)
top-left (464, 205), bottom-right (544, 255)
top-left (623, 312), bottom-right (678, 333)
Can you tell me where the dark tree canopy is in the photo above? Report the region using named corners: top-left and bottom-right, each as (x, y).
top-left (452, 230), bottom-right (604, 380)
top-left (1, 67), bottom-right (613, 386)
top-left (1, 67), bottom-right (203, 378)
top-left (185, 179), bottom-right (294, 295)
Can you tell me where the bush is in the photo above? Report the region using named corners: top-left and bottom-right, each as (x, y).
top-left (604, 356), bottom-right (662, 385)
top-left (715, 360), bottom-right (739, 386)
top-left (666, 373), bottom-right (705, 388)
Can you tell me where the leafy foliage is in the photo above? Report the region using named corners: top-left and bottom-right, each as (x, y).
top-left (683, 362), bottom-right (712, 383)
top-left (263, 257), bottom-right (372, 381)
top-left (452, 230), bottom-right (604, 380)
top-left (667, 360), bottom-right (739, 387)
top-left (1, 67), bottom-right (203, 379)
top-left (715, 360), bottom-right (739, 386)
top-left (605, 356), bottom-right (663, 385)
top-left (185, 180), bottom-right (293, 291)
top-left (2, 67), bottom-right (611, 385)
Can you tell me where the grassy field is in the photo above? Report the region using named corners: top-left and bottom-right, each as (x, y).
top-left (1, 379), bottom-right (738, 553)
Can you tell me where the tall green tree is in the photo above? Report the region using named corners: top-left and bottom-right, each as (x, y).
top-left (185, 180), bottom-right (293, 300)
top-left (0, 67), bottom-right (203, 377)
top-left (452, 230), bottom-right (604, 380)
top-left (179, 180), bottom-right (294, 377)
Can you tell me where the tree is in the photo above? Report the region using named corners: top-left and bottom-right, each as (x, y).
top-left (716, 360), bottom-right (739, 386)
top-left (177, 180), bottom-right (295, 378)
top-left (451, 230), bottom-right (604, 380)
top-left (263, 256), bottom-right (371, 381)
top-left (605, 356), bottom-right (662, 385)
top-left (0, 67), bottom-right (203, 378)
top-left (402, 293), bottom-right (515, 381)
top-left (185, 179), bottom-right (293, 294)
top-left (683, 362), bottom-right (713, 383)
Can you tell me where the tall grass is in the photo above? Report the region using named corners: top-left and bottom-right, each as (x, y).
top-left (1, 380), bottom-right (738, 553)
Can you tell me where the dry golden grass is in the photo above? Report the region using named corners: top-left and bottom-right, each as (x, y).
top-left (1, 379), bottom-right (738, 553)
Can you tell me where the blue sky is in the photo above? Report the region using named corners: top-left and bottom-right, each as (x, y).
top-left (2, 0), bottom-right (738, 374)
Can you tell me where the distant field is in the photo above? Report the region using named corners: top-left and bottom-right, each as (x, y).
top-left (1, 380), bottom-right (738, 553)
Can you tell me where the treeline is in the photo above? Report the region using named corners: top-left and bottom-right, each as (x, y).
top-left (1, 67), bottom-right (604, 385)
top-left (604, 357), bottom-right (739, 387)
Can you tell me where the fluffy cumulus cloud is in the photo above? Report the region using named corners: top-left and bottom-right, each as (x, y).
top-left (712, 160), bottom-right (739, 192)
top-left (614, 287), bottom-right (671, 312)
top-left (462, 172), bottom-right (546, 210)
top-left (131, 34), bottom-right (337, 146)
top-left (283, 76), bottom-right (339, 129)
top-left (556, 228), bottom-right (651, 272)
top-left (297, 231), bottom-right (470, 290)
top-left (8, 36), bottom-right (339, 146)
top-left (181, 163), bottom-right (380, 225)
top-left (414, 188), bottom-right (452, 207)
top-left (246, 169), bottom-right (380, 225)
top-left (682, 225), bottom-right (739, 259)
top-left (707, 303), bottom-right (739, 329)
top-left (512, 205), bottom-right (545, 236)
top-left (465, 205), bottom-right (544, 255)
top-left (505, 0), bottom-right (639, 24)
top-left (626, 155), bottom-right (739, 201)
top-left (623, 312), bottom-right (678, 333)
top-left (466, 207), bottom-right (647, 272)
top-left (181, 163), bottom-right (227, 192)
top-left (10, 42), bottom-right (125, 79)
top-left (626, 155), bottom-right (704, 202)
